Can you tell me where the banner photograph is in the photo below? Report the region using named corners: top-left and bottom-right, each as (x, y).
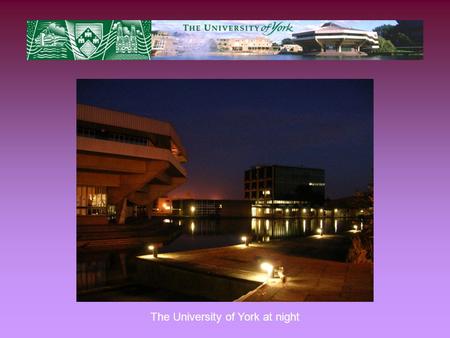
top-left (27, 20), bottom-right (423, 60)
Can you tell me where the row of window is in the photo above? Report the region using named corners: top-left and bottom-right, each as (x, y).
top-left (245, 167), bottom-right (273, 180)
top-left (245, 180), bottom-right (272, 189)
top-left (77, 122), bottom-right (173, 150)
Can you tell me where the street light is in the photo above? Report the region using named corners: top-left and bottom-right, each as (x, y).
top-left (241, 235), bottom-right (249, 246)
top-left (148, 244), bottom-right (158, 258)
top-left (260, 262), bottom-right (274, 278)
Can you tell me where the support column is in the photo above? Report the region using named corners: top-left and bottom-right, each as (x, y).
top-left (117, 198), bottom-right (128, 225)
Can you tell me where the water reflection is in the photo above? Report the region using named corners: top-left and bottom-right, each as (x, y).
top-left (160, 217), bottom-right (364, 253)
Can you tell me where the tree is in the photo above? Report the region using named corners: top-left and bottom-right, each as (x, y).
top-left (378, 37), bottom-right (396, 53)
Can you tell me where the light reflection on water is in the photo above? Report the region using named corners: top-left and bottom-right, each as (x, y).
top-left (159, 217), bottom-right (364, 253)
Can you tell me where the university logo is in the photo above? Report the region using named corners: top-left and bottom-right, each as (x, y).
top-left (27, 20), bottom-right (152, 60)
top-left (74, 23), bottom-right (103, 58)
top-left (26, 20), bottom-right (73, 60)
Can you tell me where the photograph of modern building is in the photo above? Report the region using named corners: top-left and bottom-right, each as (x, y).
top-left (77, 79), bottom-right (373, 302)
top-left (149, 20), bottom-right (421, 59)
top-left (292, 22), bottom-right (379, 55)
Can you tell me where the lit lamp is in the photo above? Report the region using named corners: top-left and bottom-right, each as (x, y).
top-left (190, 206), bottom-right (196, 214)
top-left (353, 225), bottom-right (358, 232)
top-left (241, 235), bottom-right (249, 247)
top-left (260, 262), bottom-right (274, 278)
top-left (317, 228), bottom-right (323, 237)
top-left (148, 244), bottom-right (158, 258)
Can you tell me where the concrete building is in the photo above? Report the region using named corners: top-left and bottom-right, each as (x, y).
top-left (216, 37), bottom-right (273, 53)
top-left (77, 104), bottom-right (187, 225)
top-left (244, 165), bottom-right (325, 206)
top-left (292, 22), bottom-right (379, 56)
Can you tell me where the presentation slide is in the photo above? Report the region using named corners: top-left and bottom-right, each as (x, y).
top-left (1, 1), bottom-right (448, 338)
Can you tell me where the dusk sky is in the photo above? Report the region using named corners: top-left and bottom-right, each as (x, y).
top-left (77, 79), bottom-right (373, 199)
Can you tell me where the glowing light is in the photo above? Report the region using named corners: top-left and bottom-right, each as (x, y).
top-left (334, 219), bottom-right (338, 233)
top-left (190, 206), bottom-right (196, 213)
top-left (163, 218), bottom-right (171, 223)
top-left (303, 219), bottom-right (306, 233)
top-left (251, 218), bottom-right (256, 230)
top-left (285, 208), bottom-right (290, 213)
top-left (360, 222), bottom-right (364, 230)
top-left (251, 207), bottom-right (257, 217)
top-left (148, 244), bottom-right (158, 258)
top-left (285, 220), bottom-right (289, 232)
top-left (310, 208), bottom-right (314, 212)
top-left (190, 221), bottom-right (195, 233)
top-left (265, 219), bottom-right (270, 230)
top-left (264, 208), bottom-right (271, 214)
top-left (320, 219), bottom-right (323, 228)
top-left (316, 228), bottom-right (323, 236)
top-left (334, 208), bottom-right (338, 213)
top-left (360, 209), bottom-right (364, 213)
top-left (260, 262), bottom-right (274, 277)
top-left (178, 220), bottom-right (182, 226)
top-left (320, 208), bottom-right (323, 213)
top-left (162, 203), bottom-right (171, 211)
top-left (241, 236), bottom-right (247, 242)
top-left (353, 225), bottom-right (358, 231)
top-left (302, 208), bottom-right (307, 213)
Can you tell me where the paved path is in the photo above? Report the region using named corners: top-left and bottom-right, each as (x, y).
top-left (139, 238), bottom-right (373, 301)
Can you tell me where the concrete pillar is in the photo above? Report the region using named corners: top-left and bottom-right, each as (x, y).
top-left (119, 253), bottom-right (127, 278)
top-left (146, 199), bottom-right (154, 219)
top-left (117, 198), bottom-right (128, 224)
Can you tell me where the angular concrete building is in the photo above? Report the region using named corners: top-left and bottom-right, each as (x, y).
top-left (292, 22), bottom-right (379, 56)
top-left (77, 104), bottom-right (187, 225)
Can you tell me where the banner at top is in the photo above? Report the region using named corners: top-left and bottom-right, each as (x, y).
top-left (26, 20), bottom-right (423, 60)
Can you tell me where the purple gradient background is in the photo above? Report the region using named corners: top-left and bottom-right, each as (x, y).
top-left (2, 1), bottom-right (450, 337)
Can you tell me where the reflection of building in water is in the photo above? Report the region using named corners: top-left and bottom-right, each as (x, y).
top-left (116, 22), bottom-right (138, 54)
top-left (77, 104), bottom-right (187, 225)
top-left (292, 22), bottom-right (379, 56)
top-left (217, 37), bottom-right (273, 53)
top-left (171, 199), bottom-right (251, 217)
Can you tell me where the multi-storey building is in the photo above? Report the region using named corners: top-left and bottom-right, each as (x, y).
top-left (244, 165), bottom-right (325, 205)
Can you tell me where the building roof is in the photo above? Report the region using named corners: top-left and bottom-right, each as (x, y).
top-left (77, 104), bottom-right (187, 161)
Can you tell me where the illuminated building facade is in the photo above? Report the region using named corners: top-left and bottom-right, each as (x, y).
top-left (244, 165), bottom-right (325, 206)
top-left (292, 22), bottom-right (379, 55)
top-left (172, 199), bottom-right (252, 218)
top-left (77, 104), bottom-right (187, 225)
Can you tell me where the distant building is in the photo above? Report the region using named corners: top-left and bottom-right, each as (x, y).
top-left (216, 37), bottom-right (273, 53)
top-left (77, 104), bottom-right (187, 225)
top-left (292, 22), bottom-right (379, 55)
top-left (172, 199), bottom-right (252, 218)
top-left (279, 44), bottom-right (302, 54)
top-left (244, 165), bottom-right (325, 205)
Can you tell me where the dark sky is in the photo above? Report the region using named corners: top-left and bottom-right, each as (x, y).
top-left (77, 79), bottom-right (373, 199)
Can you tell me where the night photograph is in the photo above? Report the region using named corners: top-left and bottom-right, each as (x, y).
top-left (76, 79), bottom-right (373, 301)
